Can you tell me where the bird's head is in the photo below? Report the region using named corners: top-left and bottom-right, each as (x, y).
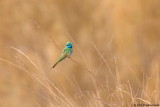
top-left (66, 42), bottom-right (72, 48)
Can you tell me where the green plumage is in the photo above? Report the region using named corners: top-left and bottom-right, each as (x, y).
top-left (52, 42), bottom-right (73, 68)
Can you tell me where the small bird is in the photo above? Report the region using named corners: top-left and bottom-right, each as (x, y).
top-left (52, 42), bottom-right (73, 68)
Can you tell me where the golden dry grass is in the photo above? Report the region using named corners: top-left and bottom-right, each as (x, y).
top-left (0, 0), bottom-right (160, 107)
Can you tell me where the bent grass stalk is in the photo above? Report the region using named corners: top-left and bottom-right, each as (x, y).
top-left (0, 57), bottom-right (66, 105)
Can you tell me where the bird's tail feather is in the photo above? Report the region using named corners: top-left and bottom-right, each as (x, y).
top-left (52, 62), bottom-right (59, 68)
top-left (52, 55), bottom-right (66, 68)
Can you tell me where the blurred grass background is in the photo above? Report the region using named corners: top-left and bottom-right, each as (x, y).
top-left (0, 0), bottom-right (160, 107)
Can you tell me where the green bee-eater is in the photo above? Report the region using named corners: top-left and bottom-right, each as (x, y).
top-left (52, 42), bottom-right (73, 68)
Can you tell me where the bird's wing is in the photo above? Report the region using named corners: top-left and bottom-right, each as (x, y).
top-left (63, 47), bottom-right (70, 55)
top-left (52, 48), bottom-right (71, 68)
